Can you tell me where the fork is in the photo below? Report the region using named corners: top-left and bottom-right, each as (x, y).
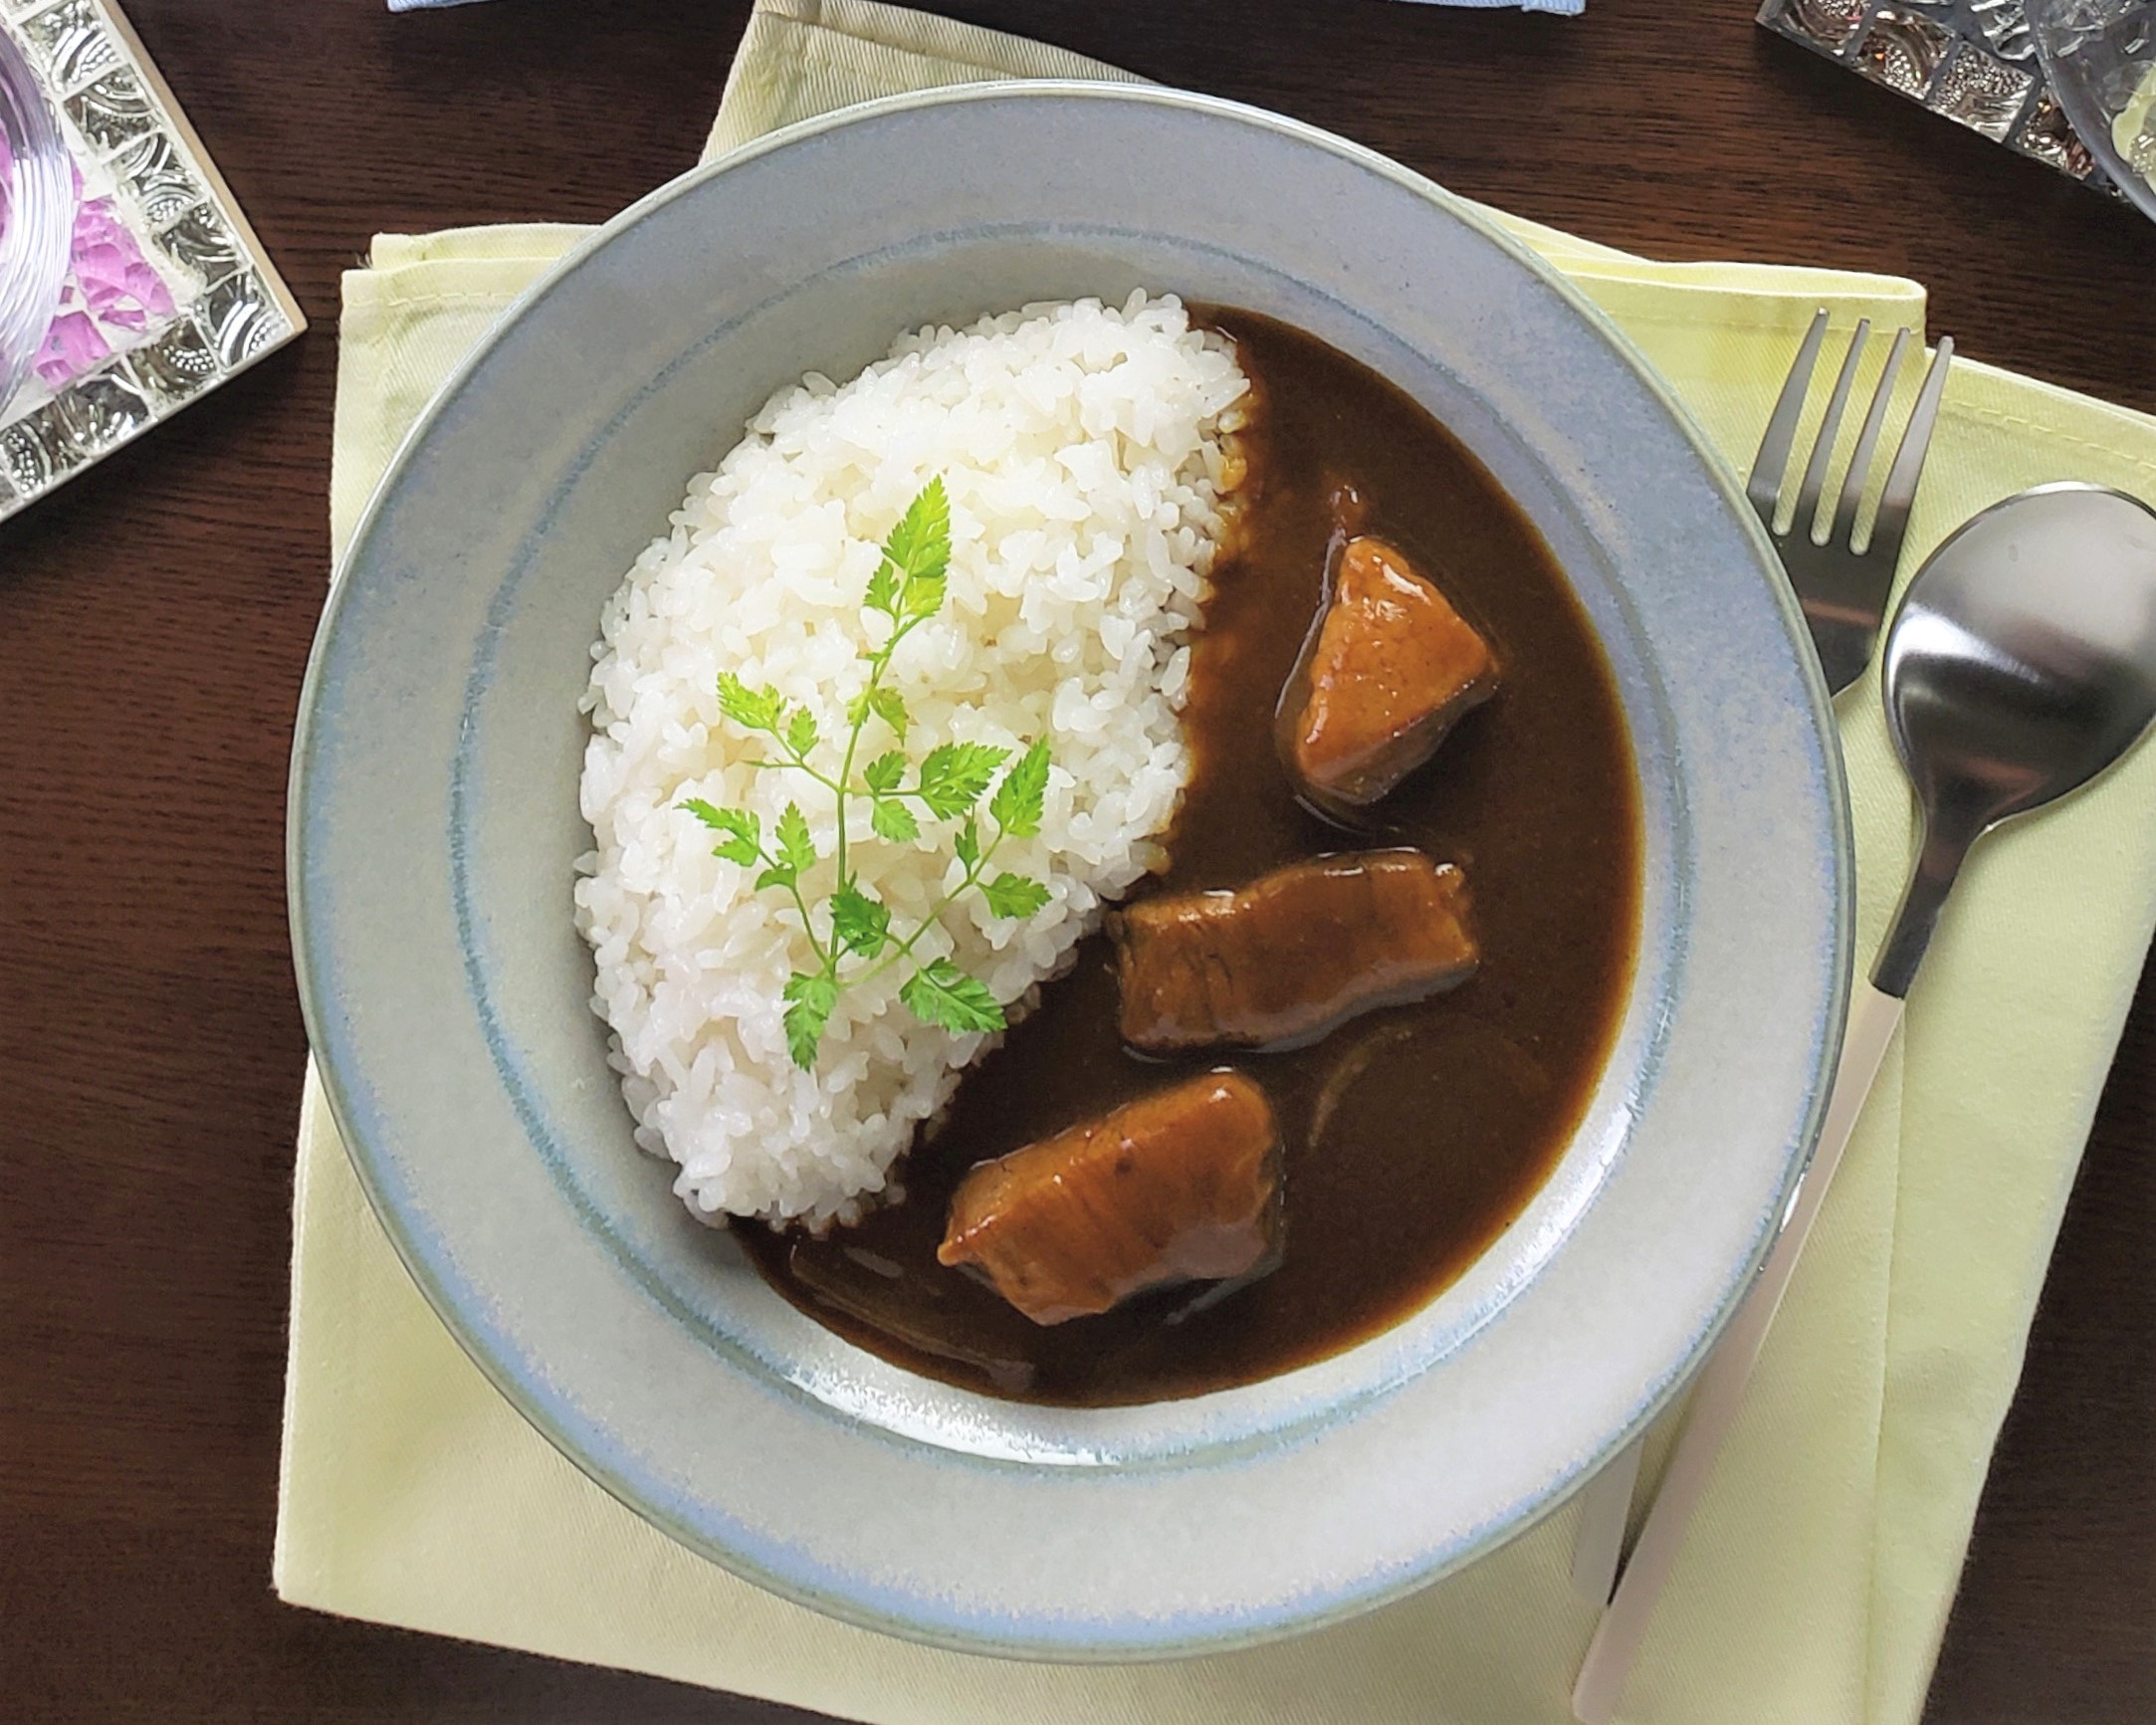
top-left (1748, 308), bottom-right (1955, 695)
top-left (1565, 309), bottom-right (1954, 1613)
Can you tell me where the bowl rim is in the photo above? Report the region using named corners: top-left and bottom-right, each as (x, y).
top-left (290, 78), bottom-right (1853, 1659)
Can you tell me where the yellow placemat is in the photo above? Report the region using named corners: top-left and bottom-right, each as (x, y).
top-left (278, 5), bottom-right (2156, 1721)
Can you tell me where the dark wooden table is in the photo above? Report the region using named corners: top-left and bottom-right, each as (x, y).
top-left (3, 1), bottom-right (2150, 1718)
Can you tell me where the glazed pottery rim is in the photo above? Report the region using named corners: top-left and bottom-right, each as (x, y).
top-left (290, 81), bottom-right (1852, 1660)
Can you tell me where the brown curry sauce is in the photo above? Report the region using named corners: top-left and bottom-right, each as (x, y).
top-left (736, 309), bottom-right (1642, 1405)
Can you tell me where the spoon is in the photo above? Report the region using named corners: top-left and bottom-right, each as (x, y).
top-left (1573, 482), bottom-right (2156, 1725)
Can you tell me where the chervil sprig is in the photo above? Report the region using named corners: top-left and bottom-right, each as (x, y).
top-left (681, 478), bottom-right (1056, 1070)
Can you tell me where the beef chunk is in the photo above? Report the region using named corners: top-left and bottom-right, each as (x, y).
top-left (1285, 536), bottom-right (1497, 808)
top-left (1111, 851), bottom-right (1477, 1052)
top-left (938, 1072), bottom-right (1281, 1326)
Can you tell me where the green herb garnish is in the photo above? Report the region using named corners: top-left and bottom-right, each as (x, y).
top-left (681, 478), bottom-right (1056, 1070)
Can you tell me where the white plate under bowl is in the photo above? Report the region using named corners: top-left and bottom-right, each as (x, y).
top-left (290, 84), bottom-right (1850, 1660)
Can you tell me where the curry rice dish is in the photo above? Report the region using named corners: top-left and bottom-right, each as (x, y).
top-left (575, 297), bottom-right (1639, 1407)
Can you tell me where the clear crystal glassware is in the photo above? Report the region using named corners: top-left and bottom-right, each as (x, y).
top-left (2030, 0), bottom-right (2156, 222)
top-left (0, 22), bottom-right (75, 419)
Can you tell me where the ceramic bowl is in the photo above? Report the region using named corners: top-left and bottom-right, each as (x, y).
top-left (290, 84), bottom-right (1849, 1659)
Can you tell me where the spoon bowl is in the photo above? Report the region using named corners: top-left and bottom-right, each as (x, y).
top-left (1876, 483), bottom-right (2156, 992)
top-left (1886, 483), bottom-right (2156, 829)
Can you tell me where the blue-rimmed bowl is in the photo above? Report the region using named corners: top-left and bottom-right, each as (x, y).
top-left (290, 84), bottom-right (1849, 1660)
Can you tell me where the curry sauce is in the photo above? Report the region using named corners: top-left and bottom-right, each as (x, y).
top-left (736, 310), bottom-right (1642, 1405)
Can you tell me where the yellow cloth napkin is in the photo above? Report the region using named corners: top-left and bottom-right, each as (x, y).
top-left (277, 4), bottom-right (2156, 1720)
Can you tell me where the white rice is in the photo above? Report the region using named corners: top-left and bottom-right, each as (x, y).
top-left (574, 294), bottom-right (1250, 1227)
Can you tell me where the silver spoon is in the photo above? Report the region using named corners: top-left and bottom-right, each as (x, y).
top-left (1575, 482), bottom-right (2156, 1725)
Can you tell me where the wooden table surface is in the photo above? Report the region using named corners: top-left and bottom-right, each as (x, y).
top-left (3, 1), bottom-right (2150, 1718)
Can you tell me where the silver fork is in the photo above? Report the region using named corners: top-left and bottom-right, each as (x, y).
top-left (1746, 307), bottom-right (1955, 695)
top-left (1567, 307), bottom-right (1953, 1610)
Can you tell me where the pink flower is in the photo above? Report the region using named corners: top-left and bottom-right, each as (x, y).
top-left (34, 309), bottom-right (108, 388)
top-left (71, 197), bottom-right (176, 325)
top-left (16, 188), bottom-right (181, 390)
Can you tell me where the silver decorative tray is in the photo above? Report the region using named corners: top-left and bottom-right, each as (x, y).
top-left (0, 0), bottom-right (303, 523)
top-left (1759, 0), bottom-right (2119, 188)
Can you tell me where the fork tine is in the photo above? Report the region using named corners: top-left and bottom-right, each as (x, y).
top-left (1829, 326), bottom-right (1912, 547)
top-left (1864, 335), bottom-right (1955, 564)
top-left (1794, 320), bottom-right (1870, 543)
top-left (1746, 309), bottom-right (1831, 526)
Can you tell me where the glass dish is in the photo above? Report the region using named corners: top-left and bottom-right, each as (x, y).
top-left (0, 21), bottom-right (74, 420)
top-left (2030, 0), bottom-right (2156, 220)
